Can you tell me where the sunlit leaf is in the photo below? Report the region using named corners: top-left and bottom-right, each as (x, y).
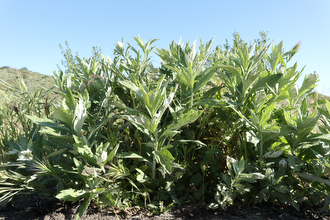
top-left (160, 110), bottom-right (202, 141)
top-left (245, 74), bottom-right (282, 102)
top-left (76, 194), bottom-right (93, 220)
top-left (102, 143), bottom-right (120, 167)
top-left (194, 64), bottom-right (219, 93)
top-left (73, 98), bottom-right (87, 134)
top-left (220, 65), bottom-right (242, 82)
top-left (296, 172), bottom-right (330, 186)
top-left (56, 188), bottom-right (85, 203)
top-left (53, 108), bottom-right (74, 127)
top-left (264, 150), bottom-right (282, 158)
top-left (26, 115), bottom-right (72, 133)
top-left (297, 72), bottom-right (318, 101)
top-left (136, 168), bottom-right (150, 183)
top-left (155, 148), bottom-right (175, 174)
top-left (246, 130), bottom-right (259, 146)
top-left (260, 102), bottom-right (275, 130)
top-left (122, 114), bottom-right (154, 135)
top-left (45, 148), bottom-right (67, 159)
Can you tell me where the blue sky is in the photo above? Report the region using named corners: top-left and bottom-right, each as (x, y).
top-left (1, 0), bottom-right (330, 95)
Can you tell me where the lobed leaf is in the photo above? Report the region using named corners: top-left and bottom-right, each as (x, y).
top-left (155, 148), bottom-right (175, 174)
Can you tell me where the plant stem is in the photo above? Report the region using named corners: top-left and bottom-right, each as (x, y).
top-left (152, 135), bottom-right (159, 179)
top-left (190, 87), bottom-right (194, 108)
top-left (259, 134), bottom-right (264, 170)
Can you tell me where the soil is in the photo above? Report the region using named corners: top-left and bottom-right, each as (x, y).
top-left (0, 195), bottom-right (330, 220)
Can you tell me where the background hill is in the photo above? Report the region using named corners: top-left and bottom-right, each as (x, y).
top-left (0, 66), bottom-right (54, 91)
top-left (0, 66), bottom-right (58, 103)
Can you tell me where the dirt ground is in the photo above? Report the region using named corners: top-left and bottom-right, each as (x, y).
top-left (0, 195), bottom-right (330, 220)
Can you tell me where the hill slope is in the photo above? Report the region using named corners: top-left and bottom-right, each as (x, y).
top-left (0, 66), bottom-right (60, 106)
top-left (0, 66), bottom-right (54, 92)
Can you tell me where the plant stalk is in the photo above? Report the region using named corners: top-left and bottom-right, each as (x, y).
top-left (152, 135), bottom-right (159, 179)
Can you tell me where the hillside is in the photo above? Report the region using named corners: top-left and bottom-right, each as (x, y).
top-left (0, 66), bottom-right (58, 103)
top-left (0, 66), bottom-right (54, 91)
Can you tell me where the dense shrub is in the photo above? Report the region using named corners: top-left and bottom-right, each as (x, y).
top-left (1, 32), bottom-right (330, 219)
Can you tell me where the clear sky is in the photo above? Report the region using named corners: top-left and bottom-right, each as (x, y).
top-left (1, 0), bottom-right (329, 95)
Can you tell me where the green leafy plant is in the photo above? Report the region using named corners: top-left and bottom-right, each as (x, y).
top-left (1, 33), bottom-right (330, 219)
top-left (113, 76), bottom-right (202, 179)
top-left (213, 156), bottom-right (264, 209)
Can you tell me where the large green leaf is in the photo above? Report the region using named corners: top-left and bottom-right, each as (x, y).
top-left (297, 72), bottom-right (318, 101)
top-left (102, 143), bottom-right (120, 167)
top-left (233, 43), bottom-right (250, 72)
top-left (160, 109), bottom-right (202, 141)
top-left (26, 115), bottom-right (73, 133)
top-left (56, 188), bottom-right (85, 203)
top-left (155, 147), bottom-right (175, 174)
top-left (73, 98), bottom-right (87, 135)
top-left (220, 65), bottom-right (242, 83)
top-left (119, 152), bottom-right (149, 162)
top-left (288, 155), bottom-right (305, 172)
top-left (154, 83), bottom-right (178, 126)
top-left (245, 73), bottom-right (282, 102)
top-left (45, 148), bottom-right (67, 159)
top-left (260, 102), bottom-right (275, 130)
top-left (202, 86), bottom-right (223, 98)
top-left (73, 136), bottom-right (97, 164)
top-left (64, 87), bottom-right (76, 111)
top-left (299, 144), bottom-right (330, 161)
top-left (312, 134), bottom-right (330, 142)
top-left (242, 71), bottom-right (262, 95)
top-left (246, 130), bottom-right (259, 146)
top-left (326, 99), bottom-right (330, 113)
top-left (297, 112), bottom-right (320, 140)
top-left (176, 68), bottom-right (195, 90)
top-left (76, 144), bottom-right (97, 164)
top-left (262, 126), bottom-right (282, 142)
top-left (119, 80), bottom-right (141, 96)
top-left (284, 110), bottom-right (296, 129)
top-left (136, 168), bottom-right (150, 183)
top-left (148, 77), bottom-right (167, 107)
top-left (76, 194), bottom-right (93, 220)
top-left (122, 114), bottom-right (154, 136)
top-left (53, 108), bottom-right (74, 127)
top-left (267, 41), bottom-right (283, 72)
top-left (193, 64), bottom-right (219, 93)
top-left (250, 111), bottom-right (260, 130)
top-left (295, 172), bottom-right (330, 187)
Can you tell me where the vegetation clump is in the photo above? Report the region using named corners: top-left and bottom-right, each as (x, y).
top-left (1, 32), bottom-right (330, 219)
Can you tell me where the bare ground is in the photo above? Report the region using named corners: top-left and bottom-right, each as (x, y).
top-left (1, 195), bottom-right (330, 220)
